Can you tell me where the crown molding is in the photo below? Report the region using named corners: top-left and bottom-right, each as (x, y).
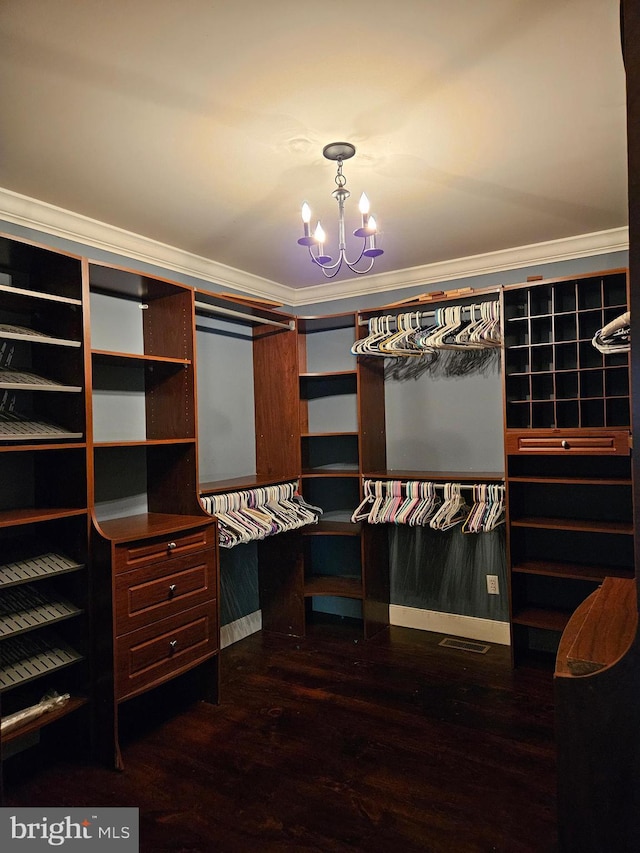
top-left (289, 226), bottom-right (629, 306)
top-left (0, 187), bottom-right (628, 309)
top-left (0, 187), bottom-right (293, 304)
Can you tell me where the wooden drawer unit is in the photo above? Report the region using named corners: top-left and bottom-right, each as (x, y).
top-left (505, 430), bottom-right (630, 456)
top-left (114, 549), bottom-right (215, 634)
top-left (114, 524), bottom-right (215, 573)
top-left (115, 601), bottom-right (218, 701)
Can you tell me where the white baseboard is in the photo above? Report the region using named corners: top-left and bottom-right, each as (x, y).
top-left (220, 610), bottom-right (262, 649)
top-left (390, 604), bottom-right (511, 646)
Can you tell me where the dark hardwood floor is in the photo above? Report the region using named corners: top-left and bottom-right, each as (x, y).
top-left (4, 622), bottom-right (558, 852)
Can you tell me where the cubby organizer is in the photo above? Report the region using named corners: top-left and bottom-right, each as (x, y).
top-left (503, 270), bottom-right (630, 430)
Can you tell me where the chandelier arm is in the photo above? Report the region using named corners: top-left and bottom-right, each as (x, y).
top-left (307, 245), bottom-right (343, 271)
top-left (341, 240), bottom-right (368, 268)
top-left (344, 256), bottom-right (376, 275)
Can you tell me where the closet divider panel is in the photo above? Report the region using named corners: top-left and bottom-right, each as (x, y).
top-left (258, 531), bottom-right (305, 637)
top-left (253, 322), bottom-right (299, 482)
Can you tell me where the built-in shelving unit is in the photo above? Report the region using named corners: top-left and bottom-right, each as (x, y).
top-left (88, 263), bottom-right (219, 768)
top-left (503, 270), bottom-right (633, 665)
top-left (0, 234), bottom-right (90, 758)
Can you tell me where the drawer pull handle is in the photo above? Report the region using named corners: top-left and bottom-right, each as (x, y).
top-left (561, 440), bottom-right (570, 449)
top-left (168, 583), bottom-right (177, 598)
top-left (167, 541), bottom-right (177, 550)
top-left (169, 639), bottom-right (178, 654)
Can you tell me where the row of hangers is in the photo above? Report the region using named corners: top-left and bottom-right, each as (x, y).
top-left (351, 302), bottom-right (502, 357)
top-left (351, 479), bottom-right (505, 533)
top-left (201, 482), bottom-right (322, 548)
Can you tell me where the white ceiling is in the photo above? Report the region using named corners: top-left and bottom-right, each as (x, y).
top-left (0, 0), bottom-right (628, 298)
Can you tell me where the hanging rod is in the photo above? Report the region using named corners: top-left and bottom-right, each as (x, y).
top-left (363, 479), bottom-right (505, 492)
top-left (357, 303), bottom-right (495, 326)
top-left (195, 300), bottom-right (295, 330)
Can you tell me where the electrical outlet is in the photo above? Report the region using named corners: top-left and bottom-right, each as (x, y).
top-left (486, 574), bottom-right (500, 595)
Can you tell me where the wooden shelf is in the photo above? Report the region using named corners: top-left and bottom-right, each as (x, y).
top-left (304, 575), bottom-right (363, 599)
top-left (94, 438), bottom-right (196, 448)
top-left (0, 507), bottom-right (87, 529)
top-left (301, 431), bottom-right (359, 438)
top-left (297, 313), bottom-right (356, 333)
top-left (511, 560), bottom-right (634, 582)
top-left (512, 606), bottom-right (571, 632)
top-left (94, 511), bottom-right (210, 544)
top-left (92, 350), bottom-right (191, 366)
top-left (1, 695), bottom-right (87, 745)
top-left (508, 475), bottom-right (632, 486)
top-left (364, 469), bottom-right (505, 482)
top-left (0, 442), bottom-right (87, 453)
top-left (300, 466), bottom-right (360, 478)
top-left (511, 516), bottom-right (634, 534)
top-left (200, 474), bottom-right (298, 495)
top-left (299, 370), bottom-right (357, 379)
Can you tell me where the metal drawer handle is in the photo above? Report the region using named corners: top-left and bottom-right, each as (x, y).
top-left (168, 583), bottom-right (177, 598)
top-left (561, 440), bottom-right (570, 449)
top-left (169, 639), bottom-right (178, 654)
top-left (167, 541), bottom-right (177, 550)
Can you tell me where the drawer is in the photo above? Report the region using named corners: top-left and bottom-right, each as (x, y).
top-left (115, 602), bottom-right (218, 701)
top-left (506, 430), bottom-right (630, 456)
top-left (114, 524), bottom-right (215, 573)
top-left (114, 550), bottom-right (216, 635)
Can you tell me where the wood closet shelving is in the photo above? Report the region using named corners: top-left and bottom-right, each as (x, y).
top-left (503, 269), bottom-right (633, 666)
top-left (0, 234), bottom-right (90, 757)
top-left (88, 262), bottom-right (219, 769)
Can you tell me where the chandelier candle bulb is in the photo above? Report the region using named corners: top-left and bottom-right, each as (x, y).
top-left (314, 222), bottom-right (332, 265)
top-left (297, 202), bottom-right (315, 246)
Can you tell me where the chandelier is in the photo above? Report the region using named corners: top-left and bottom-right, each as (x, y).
top-left (298, 142), bottom-right (383, 278)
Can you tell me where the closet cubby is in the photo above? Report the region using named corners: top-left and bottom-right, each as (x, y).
top-left (89, 263), bottom-right (199, 519)
top-left (503, 270), bottom-right (630, 431)
top-left (503, 269), bottom-right (632, 666)
top-left (0, 234), bottom-right (90, 757)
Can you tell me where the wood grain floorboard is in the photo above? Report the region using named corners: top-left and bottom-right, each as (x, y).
top-left (4, 623), bottom-right (558, 852)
